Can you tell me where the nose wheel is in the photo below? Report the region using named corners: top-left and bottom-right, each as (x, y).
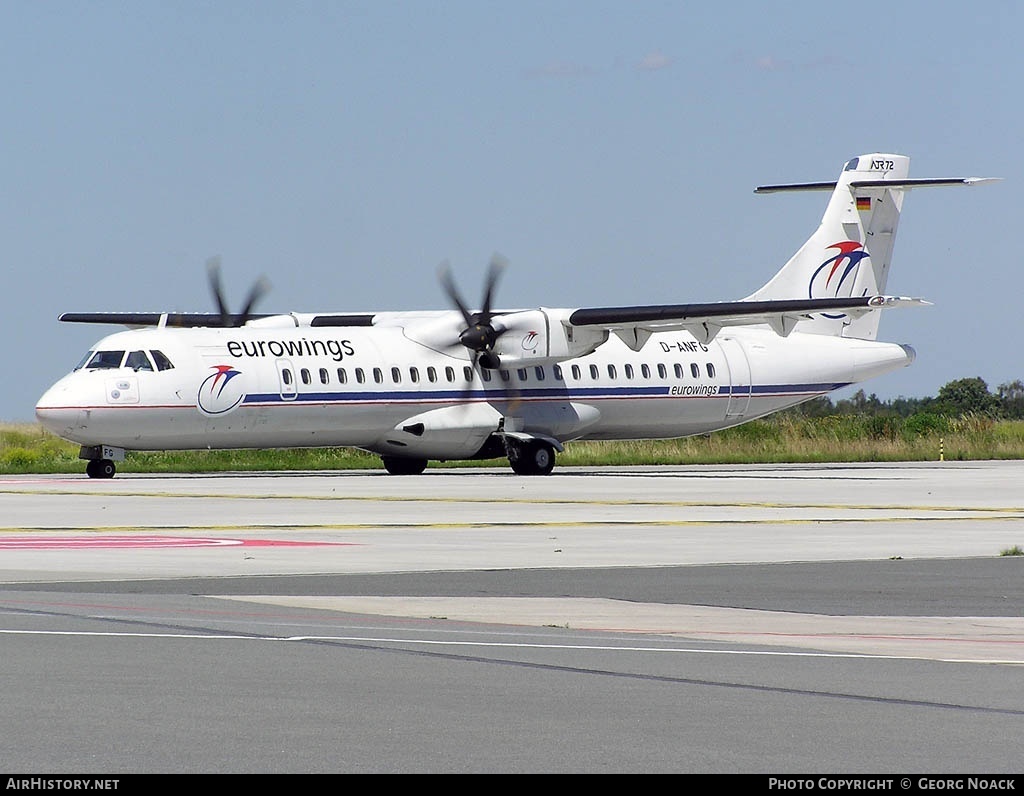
top-left (86, 459), bottom-right (117, 479)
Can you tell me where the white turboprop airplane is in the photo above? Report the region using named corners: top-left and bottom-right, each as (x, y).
top-left (36, 153), bottom-right (995, 478)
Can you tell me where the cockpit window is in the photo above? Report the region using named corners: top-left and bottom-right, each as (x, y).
top-left (85, 350), bottom-right (125, 370)
top-left (74, 351), bottom-right (95, 371)
top-left (150, 350), bottom-right (174, 371)
top-left (125, 350), bottom-right (154, 371)
top-left (844, 157), bottom-right (859, 171)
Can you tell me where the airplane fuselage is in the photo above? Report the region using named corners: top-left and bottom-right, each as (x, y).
top-left (36, 318), bottom-right (914, 458)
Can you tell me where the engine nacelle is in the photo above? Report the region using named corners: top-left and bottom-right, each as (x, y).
top-left (490, 309), bottom-right (607, 368)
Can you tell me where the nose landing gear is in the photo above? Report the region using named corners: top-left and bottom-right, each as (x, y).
top-left (85, 459), bottom-right (116, 479)
top-left (80, 445), bottom-right (125, 479)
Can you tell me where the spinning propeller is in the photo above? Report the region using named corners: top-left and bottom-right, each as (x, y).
top-left (438, 253), bottom-right (509, 370)
top-left (206, 256), bottom-right (270, 327)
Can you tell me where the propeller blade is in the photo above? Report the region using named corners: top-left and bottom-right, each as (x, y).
top-left (205, 256), bottom-right (269, 327)
top-left (439, 254), bottom-right (511, 374)
top-left (438, 260), bottom-right (475, 329)
top-left (206, 256), bottom-right (231, 326)
top-left (479, 253), bottom-right (508, 323)
top-left (237, 276), bottom-right (271, 325)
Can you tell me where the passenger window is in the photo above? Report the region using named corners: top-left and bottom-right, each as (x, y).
top-left (338, 368), bottom-right (348, 384)
top-left (690, 363), bottom-right (699, 378)
top-left (535, 367), bottom-right (545, 381)
top-left (391, 367), bottom-right (401, 383)
top-left (282, 368), bottom-right (293, 385)
top-left (707, 363), bottom-right (716, 378)
top-left (571, 365), bottom-right (581, 380)
top-left (607, 364), bottom-right (617, 379)
top-left (481, 370), bottom-right (492, 382)
top-left (657, 364), bottom-right (666, 379)
top-left (125, 351), bottom-right (153, 371)
top-left (319, 368), bottom-right (329, 385)
top-left (589, 364), bottom-right (599, 380)
top-left (624, 364), bottom-right (634, 379)
top-left (463, 366), bottom-right (473, 382)
top-left (301, 368), bottom-right (311, 385)
top-left (674, 363), bottom-right (684, 379)
top-left (373, 368), bottom-right (383, 384)
top-left (445, 367), bottom-right (455, 382)
top-left (553, 365), bottom-right (563, 381)
top-left (410, 367), bottom-right (420, 383)
top-left (355, 368), bottom-right (366, 384)
top-left (500, 369), bottom-right (510, 382)
top-left (427, 367), bottom-right (437, 383)
top-left (642, 364), bottom-right (651, 379)
top-left (150, 350), bottom-right (174, 371)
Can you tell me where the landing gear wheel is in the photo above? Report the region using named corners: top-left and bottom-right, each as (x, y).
top-left (86, 459), bottom-right (116, 479)
top-left (381, 456), bottom-right (429, 475)
top-left (509, 440), bottom-right (555, 476)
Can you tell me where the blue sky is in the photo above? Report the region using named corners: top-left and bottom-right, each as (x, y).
top-left (3, 1), bottom-right (1020, 421)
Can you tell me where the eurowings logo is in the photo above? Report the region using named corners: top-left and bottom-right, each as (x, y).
top-left (808, 241), bottom-right (870, 318)
top-left (197, 365), bottom-right (246, 416)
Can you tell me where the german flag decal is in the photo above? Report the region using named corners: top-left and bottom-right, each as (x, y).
top-left (856, 196), bottom-right (871, 211)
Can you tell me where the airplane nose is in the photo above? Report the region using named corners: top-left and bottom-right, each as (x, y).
top-left (35, 381), bottom-right (80, 438)
top-left (36, 384), bottom-right (57, 413)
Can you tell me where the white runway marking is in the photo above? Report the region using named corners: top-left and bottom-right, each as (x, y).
top-left (219, 595), bottom-right (1024, 664)
top-left (1, 627), bottom-right (1018, 665)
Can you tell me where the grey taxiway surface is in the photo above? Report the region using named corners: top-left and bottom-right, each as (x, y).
top-left (1, 461), bottom-right (1022, 773)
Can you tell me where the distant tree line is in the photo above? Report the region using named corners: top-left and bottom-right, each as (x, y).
top-left (786, 378), bottom-right (1024, 420)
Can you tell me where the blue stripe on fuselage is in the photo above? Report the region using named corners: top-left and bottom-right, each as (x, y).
top-left (241, 382), bottom-right (850, 405)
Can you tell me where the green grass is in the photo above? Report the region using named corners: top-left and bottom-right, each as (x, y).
top-left (4, 416), bottom-right (1024, 474)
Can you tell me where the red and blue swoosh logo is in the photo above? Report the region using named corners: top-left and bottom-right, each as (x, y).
top-left (808, 241), bottom-right (870, 318)
top-left (197, 365), bottom-right (246, 415)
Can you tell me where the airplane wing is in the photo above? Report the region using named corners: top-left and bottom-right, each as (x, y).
top-left (58, 312), bottom-right (277, 327)
top-left (58, 312), bottom-right (378, 328)
top-left (567, 295), bottom-right (928, 347)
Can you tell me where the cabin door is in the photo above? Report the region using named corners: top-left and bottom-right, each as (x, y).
top-left (720, 338), bottom-right (751, 421)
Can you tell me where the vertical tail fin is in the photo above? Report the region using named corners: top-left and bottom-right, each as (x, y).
top-left (746, 154), bottom-right (912, 340)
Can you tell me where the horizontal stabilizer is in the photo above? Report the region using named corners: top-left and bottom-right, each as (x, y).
top-left (755, 177), bottom-right (999, 194)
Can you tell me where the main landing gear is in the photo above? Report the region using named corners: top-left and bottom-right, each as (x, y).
top-left (379, 438), bottom-right (557, 476)
top-left (508, 439), bottom-right (556, 476)
top-left (381, 456), bottom-right (429, 475)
